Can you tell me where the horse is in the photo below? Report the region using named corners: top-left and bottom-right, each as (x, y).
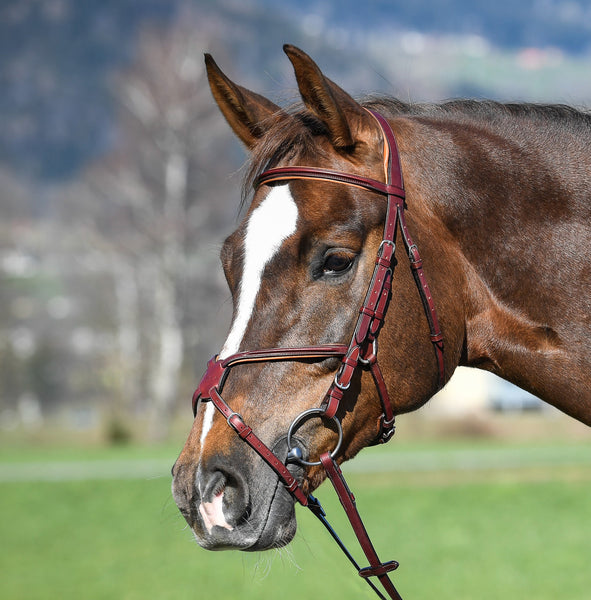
top-left (172, 44), bottom-right (591, 594)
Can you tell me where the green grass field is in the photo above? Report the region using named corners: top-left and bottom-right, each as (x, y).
top-left (1, 439), bottom-right (590, 600)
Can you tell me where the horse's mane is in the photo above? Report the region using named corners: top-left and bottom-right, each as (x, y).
top-left (244, 96), bottom-right (591, 203)
top-left (366, 96), bottom-right (591, 122)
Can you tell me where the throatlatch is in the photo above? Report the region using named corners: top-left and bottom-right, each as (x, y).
top-left (192, 110), bottom-right (444, 600)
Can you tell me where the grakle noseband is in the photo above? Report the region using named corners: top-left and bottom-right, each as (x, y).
top-left (191, 110), bottom-right (444, 600)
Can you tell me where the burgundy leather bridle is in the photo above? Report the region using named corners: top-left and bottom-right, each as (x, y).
top-left (192, 110), bottom-right (444, 600)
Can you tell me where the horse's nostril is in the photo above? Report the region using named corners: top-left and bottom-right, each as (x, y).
top-left (200, 469), bottom-right (226, 504)
top-left (197, 461), bottom-right (250, 533)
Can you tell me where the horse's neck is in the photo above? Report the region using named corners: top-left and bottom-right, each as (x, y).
top-left (413, 115), bottom-right (591, 425)
top-left (461, 264), bottom-right (591, 425)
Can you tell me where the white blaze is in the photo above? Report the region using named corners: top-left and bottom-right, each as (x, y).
top-left (199, 185), bottom-right (298, 448)
top-left (219, 185), bottom-right (299, 359)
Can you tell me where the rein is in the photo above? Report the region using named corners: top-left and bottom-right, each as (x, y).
top-left (192, 110), bottom-right (444, 600)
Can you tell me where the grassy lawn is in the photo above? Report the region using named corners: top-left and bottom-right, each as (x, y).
top-left (1, 440), bottom-right (590, 600)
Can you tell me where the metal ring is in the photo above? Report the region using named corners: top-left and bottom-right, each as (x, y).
top-left (358, 339), bottom-right (378, 366)
top-left (286, 408), bottom-right (343, 467)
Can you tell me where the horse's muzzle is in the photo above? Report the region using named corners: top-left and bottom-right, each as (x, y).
top-left (172, 442), bottom-right (301, 551)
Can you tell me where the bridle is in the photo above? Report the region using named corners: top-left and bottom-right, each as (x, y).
top-left (191, 110), bottom-right (444, 600)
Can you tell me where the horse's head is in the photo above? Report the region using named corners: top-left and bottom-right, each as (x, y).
top-left (173, 46), bottom-right (458, 551)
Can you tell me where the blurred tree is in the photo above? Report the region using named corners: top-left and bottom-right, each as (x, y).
top-left (59, 16), bottom-right (239, 441)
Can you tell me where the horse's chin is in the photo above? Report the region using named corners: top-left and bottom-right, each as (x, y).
top-left (191, 481), bottom-right (298, 552)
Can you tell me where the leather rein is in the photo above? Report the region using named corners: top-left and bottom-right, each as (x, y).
top-left (192, 110), bottom-right (444, 600)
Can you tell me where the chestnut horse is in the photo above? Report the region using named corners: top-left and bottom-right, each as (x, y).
top-left (173, 44), bottom-right (591, 583)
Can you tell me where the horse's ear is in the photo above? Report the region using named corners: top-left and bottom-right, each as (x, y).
top-left (205, 54), bottom-right (283, 149)
top-left (283, 44), bottom-right (369, 150)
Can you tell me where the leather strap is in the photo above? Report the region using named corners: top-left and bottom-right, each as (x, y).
top-left (209, 388), bottom-right (309, 505)
top-left (397, 206), bottom-right (445, 389)
top-left (256, 166), bottom-right (405, 200)
top-left (221, 345), bottom-right (349, 368)
top-left (320, 452), bottom-right (402, 600)
top-left (193, 345), bottom-right (350, 416)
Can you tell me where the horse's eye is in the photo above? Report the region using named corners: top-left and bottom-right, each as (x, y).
top-left (322, 251), bottom-right (355, 276)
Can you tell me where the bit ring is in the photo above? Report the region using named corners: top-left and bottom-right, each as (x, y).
top-left (286, 408), bottom-right (343, 467)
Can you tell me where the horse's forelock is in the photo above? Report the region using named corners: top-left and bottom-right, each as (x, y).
top-left (242, 107), bottom-right (333, 206)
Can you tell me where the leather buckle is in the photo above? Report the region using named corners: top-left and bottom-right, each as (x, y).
top-left (334, 368), bottom-right (352, 390)
top-left (378, 239), bottom-right (395, 257)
